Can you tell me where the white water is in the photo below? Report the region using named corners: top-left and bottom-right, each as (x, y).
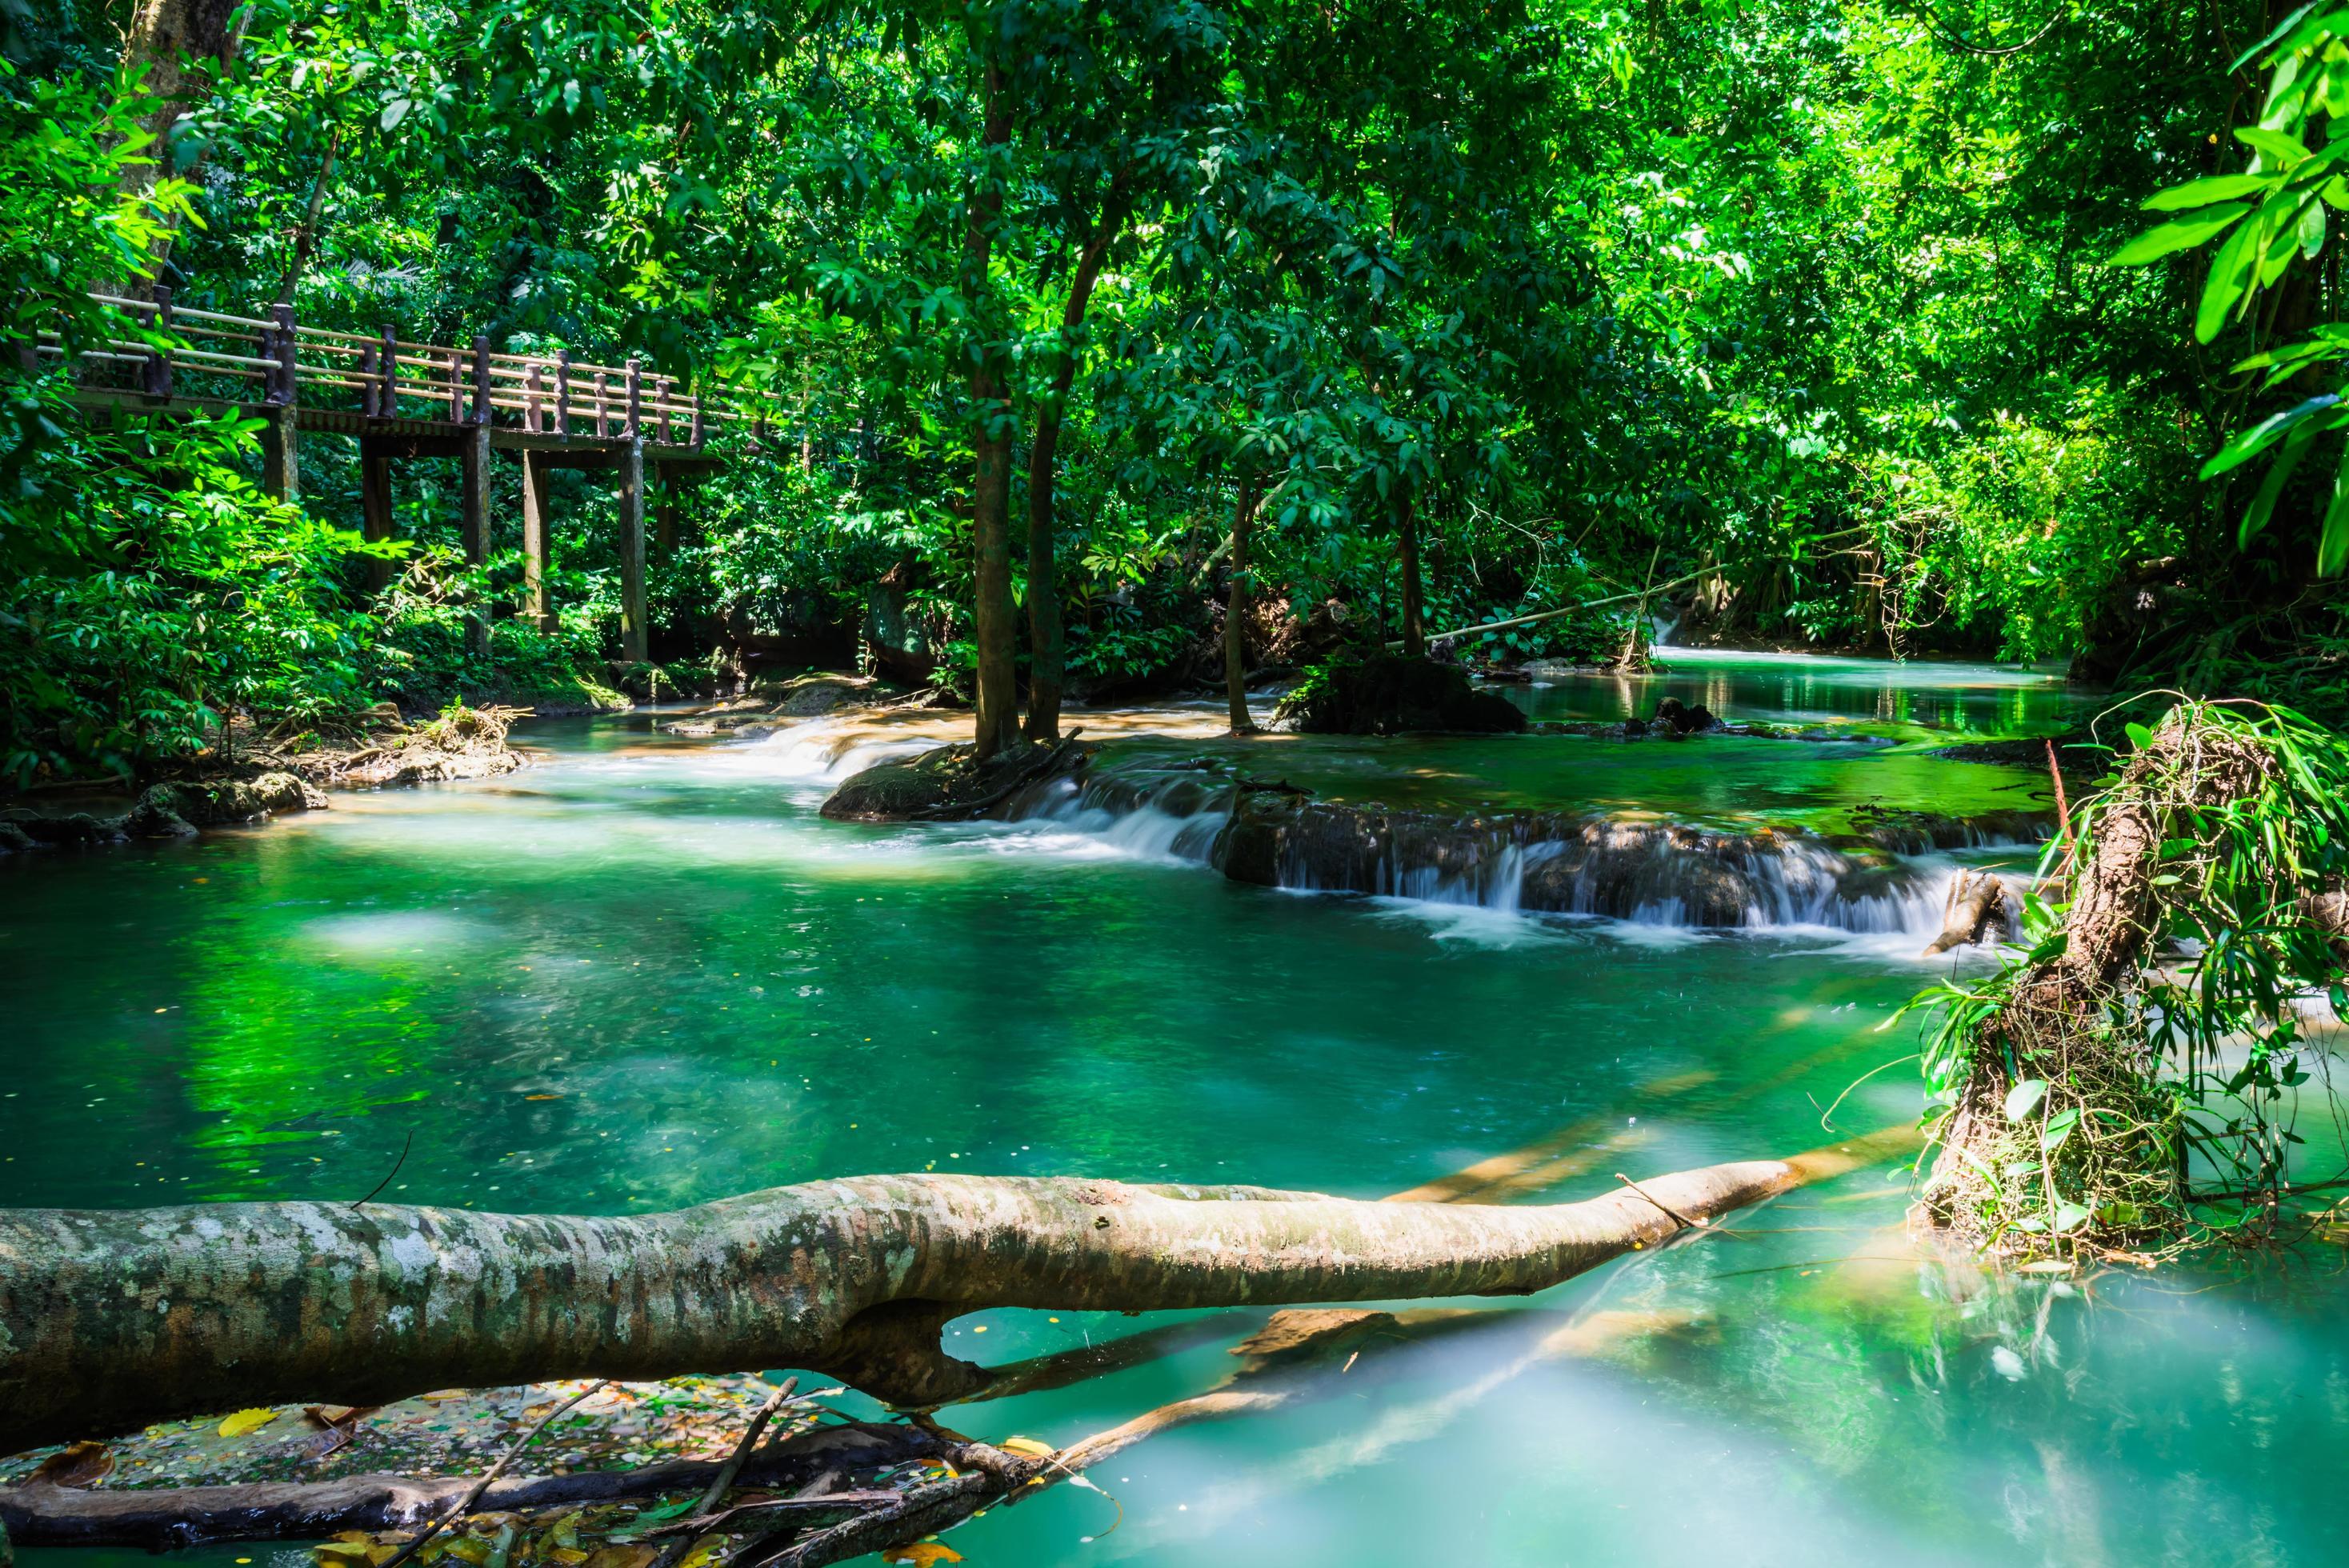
top-left (736, 717), bottom-right (2037, 949)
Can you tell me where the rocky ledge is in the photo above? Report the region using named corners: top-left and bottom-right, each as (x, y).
top-left (662, 674), bottom-right (895, 738)
top-left (2, 773), bottom-right (329, 854)
top-left (821, 735), bottom-right (1095, 822)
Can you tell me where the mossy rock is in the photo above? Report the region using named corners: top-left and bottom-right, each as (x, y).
top-left (821, 740), bottom-right (1087, 822)
top-left (132, 773), bottom-right (327, 833)
top-left (1275, 656), bottom-right (1527, 736)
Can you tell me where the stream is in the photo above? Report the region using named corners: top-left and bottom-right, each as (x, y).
top-left (4, 651), bottom-right (2346, 1566)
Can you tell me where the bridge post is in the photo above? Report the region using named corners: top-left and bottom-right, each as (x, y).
top-left (359, 435), bottom-right (394, 594)
top-left (462, 334), bottom-right (493, 661)
top-left (258, 303), bottom-right (299, 500)
top-left (555, 350), bottom-right (572, 438)
top-left (619, 356), bottom-right (647, 661)
top-left (142, 286), bottom-right (172, 401)
top-left (522, 449), bottom-right (557, 633)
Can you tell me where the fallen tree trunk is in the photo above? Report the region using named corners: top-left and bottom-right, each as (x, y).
top-left (0, 1422), bottom-right (935, 1550)
top-left (1, 1162), bottom-right (1811, 1455)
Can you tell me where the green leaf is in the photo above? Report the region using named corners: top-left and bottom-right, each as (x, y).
top-left (2041, 1107), bottom-right (2080, 1151)
top-left (2109, 204), bottom-right (2252, 266)
top-left (2239, 424), bottom-right (2321, 547)
top-left (2003, 1078), bottom-right (2049, 1122)
top-left (2303, 196), bottom-right (2330, 257)
top-left (2320, 446), bottom-right (2349, 576)
top-left (2125, 721), bottom-right (2155, 750)
top-left (2232, 2), bottom-right (2322, 73)
top-left (2197, 215), bottom-right (2267, 342)
top-left (2145, 174), bottom-right (2275, 211)
top-left (2238, 126), bottom-right (2316, 166)
top-left (633, 1498), bottom-right (701, 1523)
top-left (2199, 393), bottom-right (2340, 478)
top-left (2051, 1200), bottom-right (2092, 1233)
top-left (379, 97), bottom-right (412, 132)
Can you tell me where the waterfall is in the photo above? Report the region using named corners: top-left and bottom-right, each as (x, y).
top-left (1004, 766), bottom-right (2040, 942)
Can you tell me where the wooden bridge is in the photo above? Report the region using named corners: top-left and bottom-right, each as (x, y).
top-left (38, 289), bottom-right (757, 661)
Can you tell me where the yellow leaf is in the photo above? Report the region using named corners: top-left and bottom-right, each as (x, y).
top-left (549, 1551), bottom-right (590, 1565)
top-left (218, 1408), bottom-right (279, 1438)
top-left (998, 1437), bottom-right (1056, 1458)
top-left (670, 1536), bottom-right (724, 1568)
top-left (880, 1546), bottom-right (962, 1567)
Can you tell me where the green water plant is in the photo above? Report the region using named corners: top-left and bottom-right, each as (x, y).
top-left (1907, 697), bottom-right (2349, 1258)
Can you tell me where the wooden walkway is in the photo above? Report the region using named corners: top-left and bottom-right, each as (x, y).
top-left (38, 289), bottom-right (752, 660)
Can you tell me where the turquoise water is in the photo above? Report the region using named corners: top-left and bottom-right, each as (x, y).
top-left (1511, 648), bottom-right (2090, 737)
top-left (5, 678), bottom-right (2347, 1566)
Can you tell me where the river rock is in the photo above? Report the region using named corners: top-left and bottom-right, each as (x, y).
top-left (821, 739), bottom-right (1090, 822)
top-left (132, 773), bottom-right (328, 831)
top-left (1275, 656), bottom-right (1527, 735)
top-left (0, 809), bottom-right (126, 847)
top-left (766, 673), bottom-right (885, 717)
top-left (1650, 697), bottom-right (1721, 736)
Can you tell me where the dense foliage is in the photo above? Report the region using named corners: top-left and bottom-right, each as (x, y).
top-left (1907, 698), bottom-right (2349, 1254)
top-left (7, 0), bottom-right (2349, 778)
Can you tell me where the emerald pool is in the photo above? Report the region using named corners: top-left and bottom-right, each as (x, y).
top-left (4, 658), bottom-right (2344, 1566)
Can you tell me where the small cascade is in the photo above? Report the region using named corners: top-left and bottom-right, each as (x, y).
top-left (1003, 764), bottom-right (2044, 942)
top-left (750, 719), bottom-right (934, 784)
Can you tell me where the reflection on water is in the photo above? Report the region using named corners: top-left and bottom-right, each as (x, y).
top-left (1512, 648), bottom-right (2089, 737)
top-left (3, 670), bottom-right (2344, 1568)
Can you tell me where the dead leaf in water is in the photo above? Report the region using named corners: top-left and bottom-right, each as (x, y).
top-left (30, 1442), bottom-right (114, 1487)
top-left (218, 1408), bottom-right (279, 1438)
top-left (880, 1546), bottom-right (962, 1566)
top-left (583, 1547), bottom-right (657, 1568)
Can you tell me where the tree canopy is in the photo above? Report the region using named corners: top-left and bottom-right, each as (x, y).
top-left (6, 0), bottom-right (2346, 781)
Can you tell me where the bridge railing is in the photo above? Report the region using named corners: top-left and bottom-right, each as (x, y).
top-left (33, 290), bottom-right (754, 449)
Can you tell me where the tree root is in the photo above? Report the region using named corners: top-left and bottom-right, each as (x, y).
top-left (1915, 699), bottom-right (2347, 1254)
top-left (1921, 870), bottom-right (2010, 957)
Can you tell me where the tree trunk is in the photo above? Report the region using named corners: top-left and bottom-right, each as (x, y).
top-left (1022, 180), bottom-right (1130, 742)
top-left (965, 63), bottom-right (1019, 758)
top-left (119, 0), bottom-right (249, 288)
top-left (2, 1424), bottom-right (938, 1550)
top-left (1225, 475), bottom-right (1263, 733)
top-left (0, 1158), bottom-right (1813, 1455)
top-left (275, 125), bottom-right (340, 306)
top-left (1397, 492), bottom-right (1425, 658)
top-left (1919, 710), bottom-right (2280, 1230)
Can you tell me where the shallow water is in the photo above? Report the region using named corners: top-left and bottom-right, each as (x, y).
top-left (6, 670), bottom-right (2347, 1567)
top-left (1512, 647), bottom-right (2089, 738)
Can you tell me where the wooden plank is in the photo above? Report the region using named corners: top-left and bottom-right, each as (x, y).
top-left (489, 429), bottom-right (625, 453)
top-left (360, 430), bottom-right (468, 459)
